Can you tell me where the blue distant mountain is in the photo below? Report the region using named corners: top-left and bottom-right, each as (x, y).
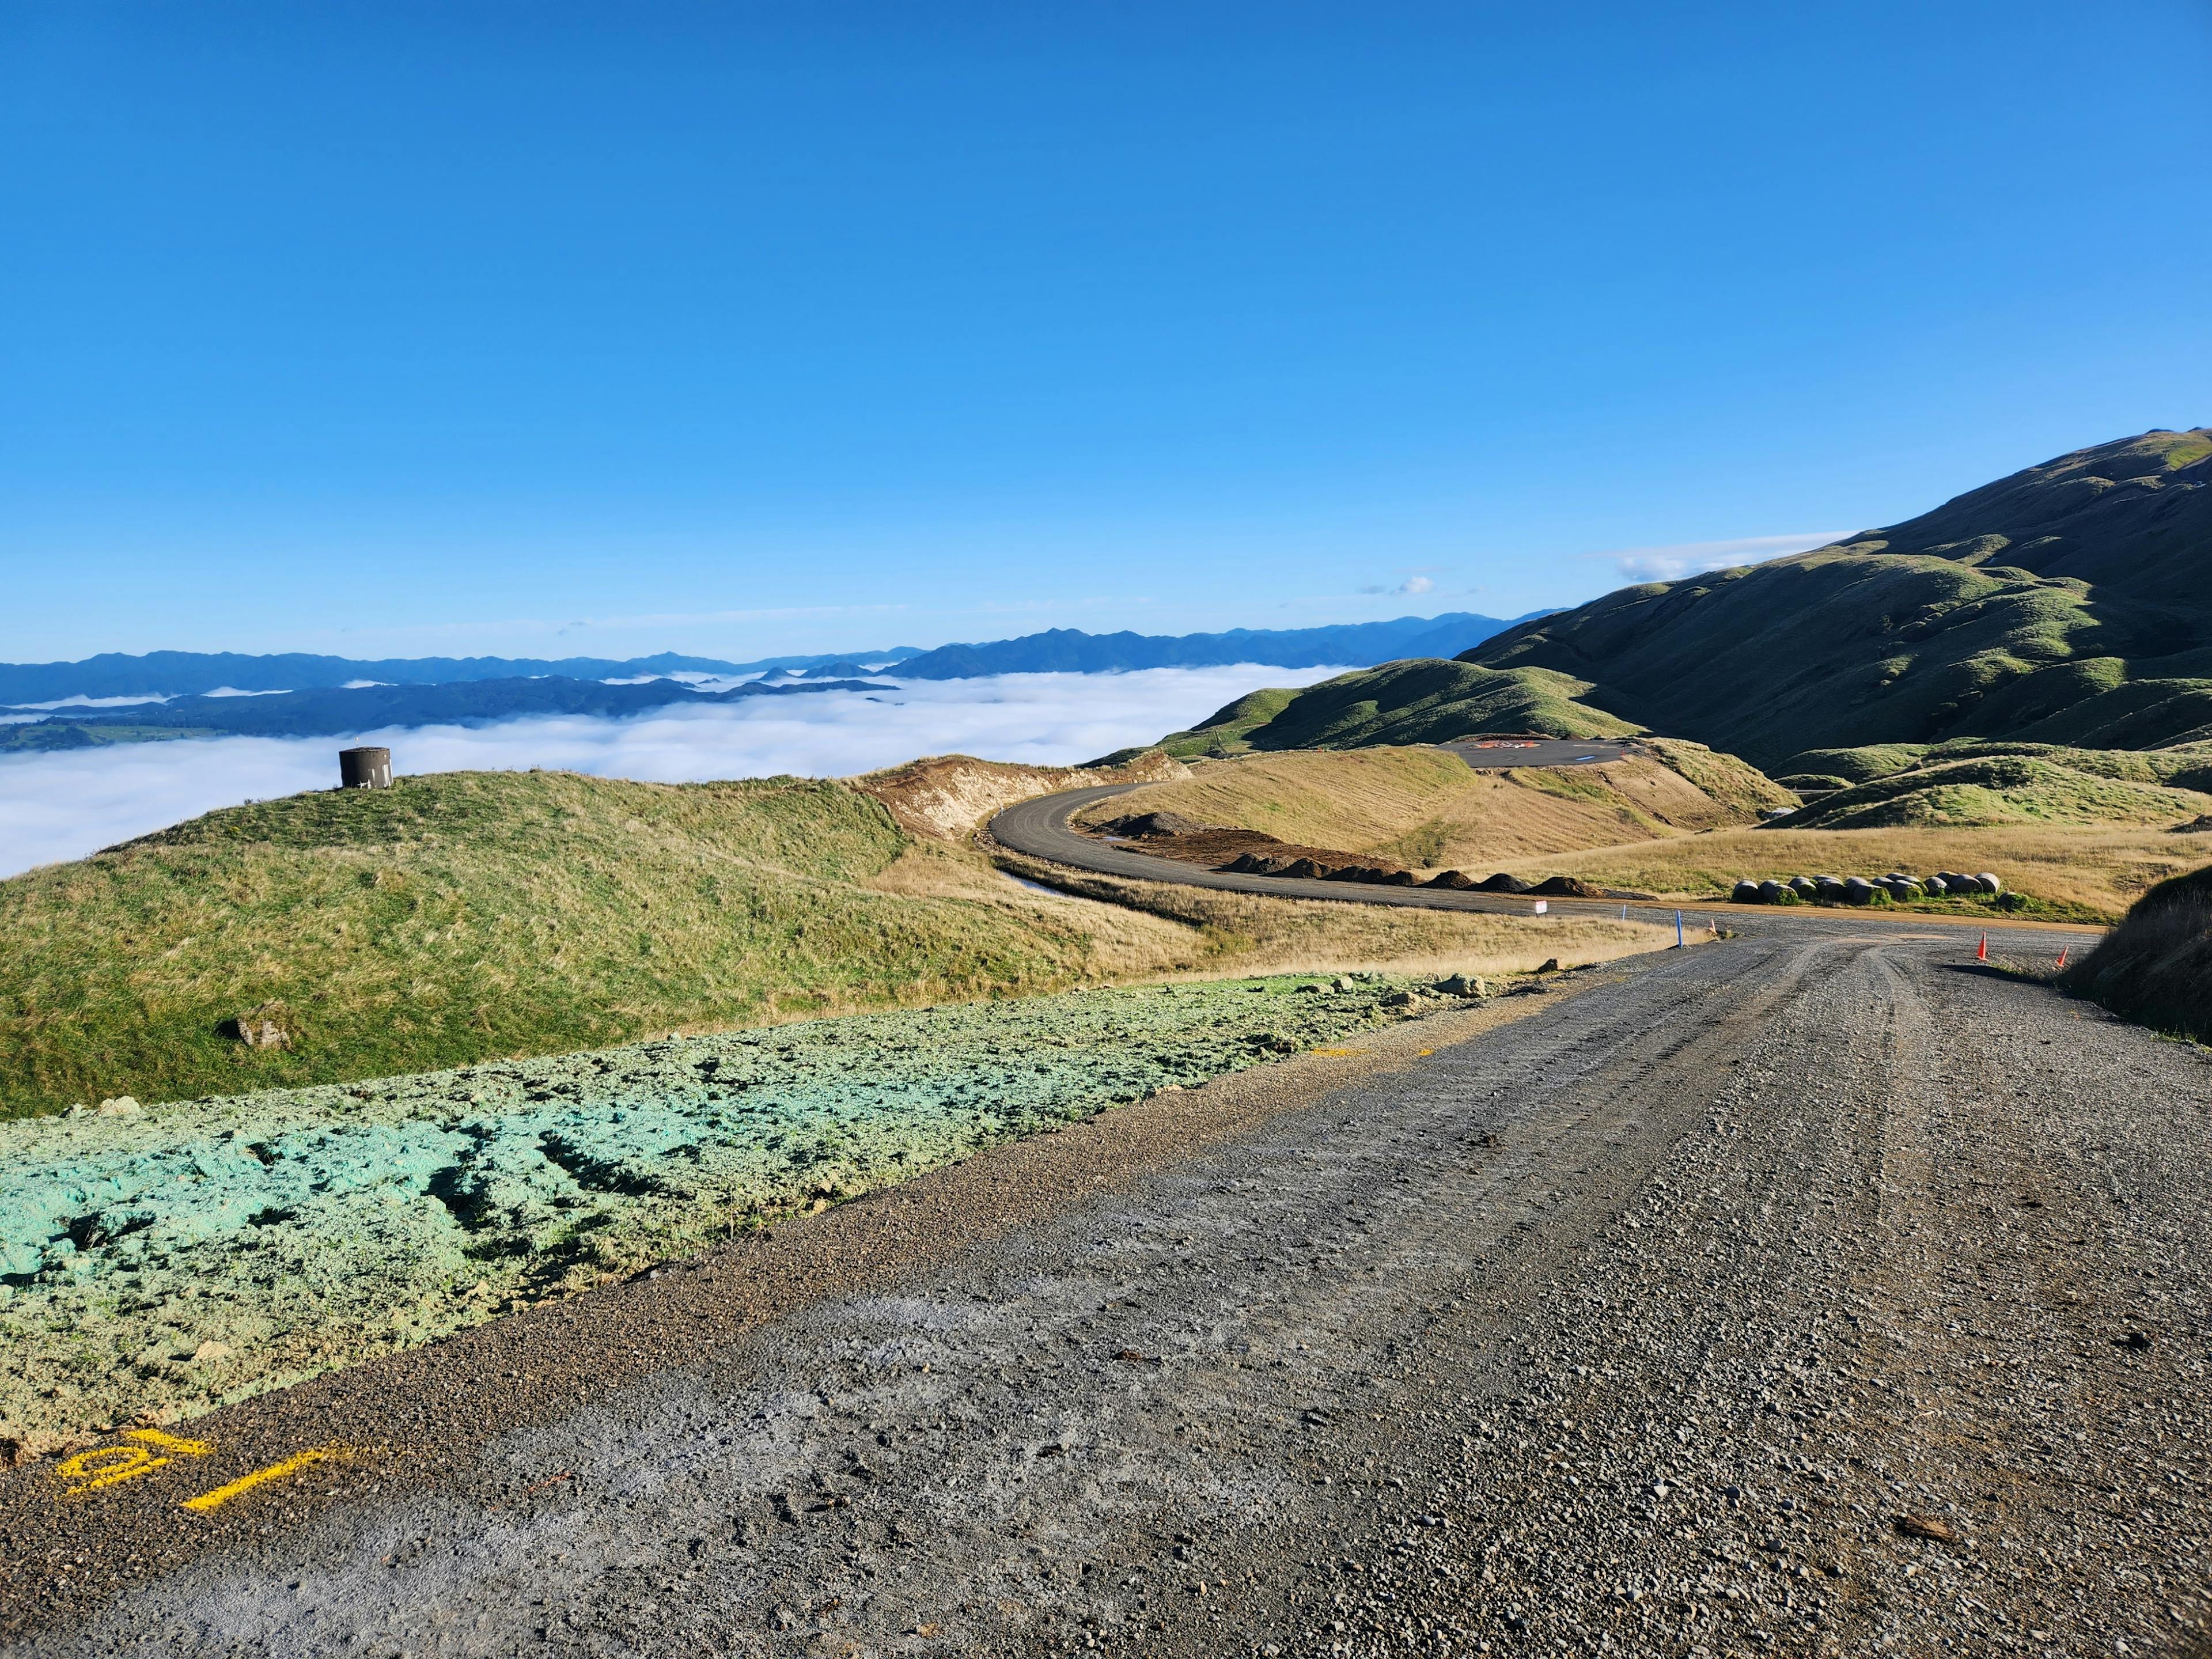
top-left (0, 647), bottom-right (919, 706)
top-left (887, 613), bottom-right (1547, 679)
top-left (3, 675), bottom-right (896, 748)
top-left (5, 614), bottom-right (1544, 707)
top-left (1, 612), bottom-right (1555, 746)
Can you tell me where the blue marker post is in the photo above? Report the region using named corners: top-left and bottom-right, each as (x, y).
top-left (1675, 910), bottom-right (1684, 948)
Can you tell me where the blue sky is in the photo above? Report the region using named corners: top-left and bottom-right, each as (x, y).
top-left (3, 1), bottom-right (2207, 664)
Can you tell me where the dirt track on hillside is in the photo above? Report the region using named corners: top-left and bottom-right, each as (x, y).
top-left (12, 911), bottom-right (2203, 1658)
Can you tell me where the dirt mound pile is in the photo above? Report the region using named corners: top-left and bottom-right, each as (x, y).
top-left (1096, 809), bottom-right (1210, 839)
top-left (1526, 875), bottom-right (1609, 898)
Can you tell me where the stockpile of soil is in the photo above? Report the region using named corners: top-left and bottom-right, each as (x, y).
top-left (1527, 875), bottom-right (1612, 898)
top-left (1094, 810), bottom-right (1211, 839)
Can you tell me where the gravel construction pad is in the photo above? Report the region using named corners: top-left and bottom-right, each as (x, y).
top-left (2, 975), bottom-right (1439, 1452)
top-left (12, 916), bottom-right (2199, 1658)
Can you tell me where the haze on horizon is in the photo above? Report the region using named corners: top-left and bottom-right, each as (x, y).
top-left (3, 1), bottom-right (2207, 665)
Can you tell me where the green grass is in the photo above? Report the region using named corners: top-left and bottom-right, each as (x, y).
top-left (1154, 685), bottom-right (1303, 757)
top-left (0, 770), bottom-right (1128, 1118)
top-left (1228, 659), bottom-right (1643, 750)
top-left (1783, 755), bottom-right (2212, 830)
top-left (1, 973), bottom-right (1446, 1447)
top-left (1777, 744), bottom-right (1931, 783)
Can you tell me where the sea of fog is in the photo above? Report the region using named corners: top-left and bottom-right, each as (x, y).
top-left (0, 664), bottom-right (1349, 878)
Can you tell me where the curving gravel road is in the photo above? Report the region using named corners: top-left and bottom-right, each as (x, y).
top-left (12, 904), bottom-right (2203, 1659)
top-left (988, 784), bottom-right (1571, 916)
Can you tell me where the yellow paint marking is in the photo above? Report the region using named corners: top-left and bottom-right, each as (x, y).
top-left (56, 1445), bottom-right (168, 1495)
top-left (1310, 1047), bottom-right (1366, 1057)
top-left (181, 1445), bottom-right (351, 1514)
top-left (127, 1428), bottom-right (214, 1457)
top-left (1416, 1049), bottom-right (1434, 1056)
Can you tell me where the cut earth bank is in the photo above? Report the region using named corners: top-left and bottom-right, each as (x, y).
top-left (2, 961), bottom-right (1652, 1460)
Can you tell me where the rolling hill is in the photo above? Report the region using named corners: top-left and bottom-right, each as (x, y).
top-left (1183, 430), bottom-right (2212, 772)
top-left (1073, 743), bottom-right (1789, 876)
top-left (1463, 428), bottom-right (2212, 768)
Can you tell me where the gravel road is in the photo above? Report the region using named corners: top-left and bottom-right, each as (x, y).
top-left (988, 783), bottom-right (1558, 915)
top-left (13, 910), bottom-right (2199, 1659)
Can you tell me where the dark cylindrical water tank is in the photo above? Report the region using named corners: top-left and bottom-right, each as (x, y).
top-left (339, 747), bottom-right (392, 789)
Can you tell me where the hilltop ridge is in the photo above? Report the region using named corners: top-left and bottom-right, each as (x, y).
top-left (1168, 430), bottom-right (2212, 773)
top-left (1463, 428), bottom-right (2212, 767)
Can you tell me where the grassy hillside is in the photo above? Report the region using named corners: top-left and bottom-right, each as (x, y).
top-left (2059, 862), bottom-right (2212, 1041)
top-left (0, 771), bottom-right (1122, 1116)
top-left (1779, 738), bottom-right (2212, 791)
top-left (1455, 429), bottom-right (2212, 767)
top-left (1784, 754), bottom-right (2212, 830)
top-left (1153, 686), bottom-right (1302, 758)
top-left (1074, 744), bottom-right (1781, 874)
top-left (1219, 659), bottom-right (1643, 750)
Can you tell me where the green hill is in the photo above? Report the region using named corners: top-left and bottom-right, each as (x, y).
top-left (0, 770), bottom-right (1120, 1118)
top-left (1164, 430), bottom-right (2212, 828)
top-left (1156, 685), bottom-right (1304, 758)
top-left (1169, 659), bottom-right (1640, 756)
top-left (1783, 753), bottom-right (2212, 830)
top-left (1455, 428), bottom-right (2212, 768)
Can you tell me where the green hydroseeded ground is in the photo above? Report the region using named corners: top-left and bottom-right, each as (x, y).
top-left (2, 972), bottom-right (1439, 1449)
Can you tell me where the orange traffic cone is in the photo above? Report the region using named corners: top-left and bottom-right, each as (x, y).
top-left (1976, 932), bottom-right (1988, 961)
top-left (2056, 946), bottom-right (2068, 969)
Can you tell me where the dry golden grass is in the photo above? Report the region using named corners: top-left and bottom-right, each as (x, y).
top-left (1075, 745), bottom-right (1760, 872)
top-left (992, 847), bottom-right (1675, 979)
top-left (1501, 824), bottom-right (2212, 922)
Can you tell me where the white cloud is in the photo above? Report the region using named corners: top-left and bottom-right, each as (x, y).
top-left (1355, 573), bottom-right (1440, 597)
top-left (6, 692), bottom-right (176, 711)
top-left (0, 665), bottom-right (1350, 878)
top-left (1595, 532), bottom-right (1847, 584)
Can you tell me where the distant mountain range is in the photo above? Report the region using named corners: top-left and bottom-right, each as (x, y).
top-left (0, 648), bottom-right (922, 707)
top-left (1168, 429), bottom-right (2212, 771)
top-left (0, 676), bottom-right (895, 751)
top-left (883, 613), bottom-right (1540, 679)
top-left (0, 612), bottom-right (1543, 744)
